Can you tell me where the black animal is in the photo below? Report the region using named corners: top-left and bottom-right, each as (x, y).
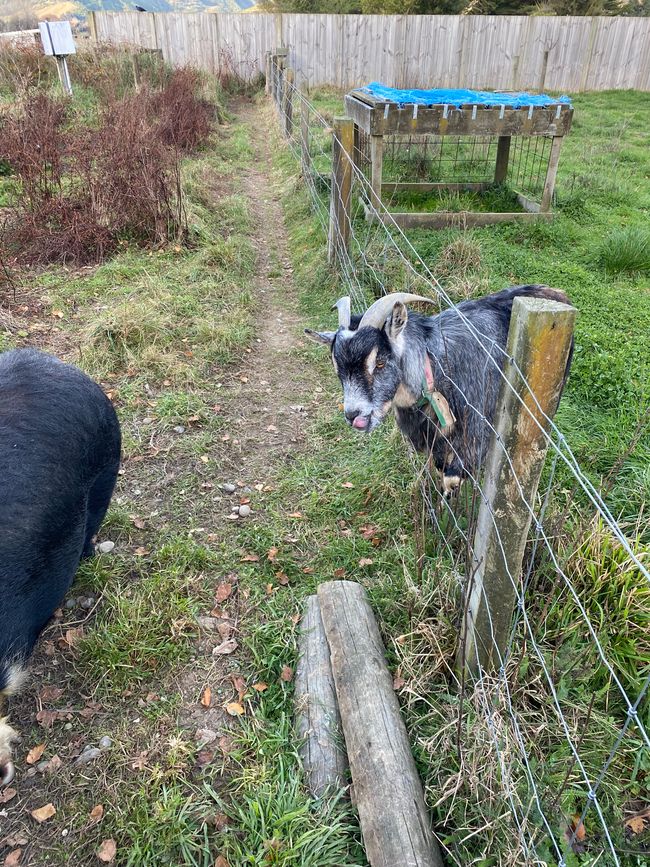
top-left (306, 285), bottom-right (573, 495)
top-left (0, 349), bottom-right (121, 785)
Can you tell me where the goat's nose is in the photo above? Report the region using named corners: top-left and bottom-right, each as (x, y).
top-left (345, 409), bottom-right (360, 423)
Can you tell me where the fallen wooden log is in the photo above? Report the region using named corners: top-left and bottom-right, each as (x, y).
top-left (318, 580), bottom-right (443, 867)
top-left (295, 594), bottom-right (347, 797)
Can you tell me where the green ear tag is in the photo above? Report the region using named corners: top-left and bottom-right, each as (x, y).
top-left (420, 376), bottom-right (447, 428)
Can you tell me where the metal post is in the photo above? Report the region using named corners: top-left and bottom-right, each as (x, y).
top-left (459, 296), bottom-right (576, 677)
top-left (328, 116), bottom-right (354, 267)
top-left (55, 56), bottom-right (72, 96)
top-left (494, 135), bottom-right (511, 184)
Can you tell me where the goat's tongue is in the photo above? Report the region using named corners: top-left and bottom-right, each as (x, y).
top-left (352, 416), bottom-right (368, 430)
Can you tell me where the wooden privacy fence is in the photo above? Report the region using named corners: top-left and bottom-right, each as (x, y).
top-left (90, 11), bottom-right (650, 92)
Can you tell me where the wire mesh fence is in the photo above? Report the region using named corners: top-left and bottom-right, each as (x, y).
top-left (269, 58), bottom-right (649, 867)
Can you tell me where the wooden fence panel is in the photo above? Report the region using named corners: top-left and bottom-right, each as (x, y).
top-left (90, 11), bottom-right (650, 92)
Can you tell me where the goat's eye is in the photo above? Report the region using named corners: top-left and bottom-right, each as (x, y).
top-left (375, 360), bottom-right (385, 370)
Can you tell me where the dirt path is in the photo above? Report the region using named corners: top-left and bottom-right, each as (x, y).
top-left (215, 98), bottom-right (320, 485)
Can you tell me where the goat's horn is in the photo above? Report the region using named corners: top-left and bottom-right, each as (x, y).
top-left (358, 293), bottom-right (435, 330)
top-left (331, 296), bottom-right (351, 329)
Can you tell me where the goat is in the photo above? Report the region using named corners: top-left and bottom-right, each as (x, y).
top-left (0, 349), bottom-right (121, 786)
top-left (306, 285), bottom-right (573, 495)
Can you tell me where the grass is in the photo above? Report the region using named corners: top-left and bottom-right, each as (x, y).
top-left (269, 92), bottom-right (650, 866)
top-left (598, 226), bottom-right (650, 276)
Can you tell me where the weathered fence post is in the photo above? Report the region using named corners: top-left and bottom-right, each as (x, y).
top-left (264, 50), bottom-right (271, 96)
top-left (300, 81), bottom-right (311, 175)
top-left (328, 116), bottom-right (354, 266)
top-left (459, 295), bottom-right (576, 677)
top-left (369, 134), bottom-right (383, 210)
top-left (283, 67), bottom-right (295, 138)
top-left (540, 136), bottom-right (564, 212)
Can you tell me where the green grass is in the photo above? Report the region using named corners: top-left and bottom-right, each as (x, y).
top-left (598, 226), bottom-right (650, 276)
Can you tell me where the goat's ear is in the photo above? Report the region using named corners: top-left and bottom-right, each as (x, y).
top-left (386, 301), bottom-right (408, 342)
top-left (304, 328), bottom-right (336, 346)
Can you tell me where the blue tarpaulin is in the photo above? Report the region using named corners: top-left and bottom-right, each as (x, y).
top-left (360, 83), bottom-right (572, 108)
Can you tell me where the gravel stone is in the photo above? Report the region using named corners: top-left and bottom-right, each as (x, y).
top-left (97, 541), bottom-right (114, 554)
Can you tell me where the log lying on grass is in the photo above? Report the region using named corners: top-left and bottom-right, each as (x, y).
top-left (295, 594), bottom-right (348, 797)
top-left (318, 580), bottom-right (443, 867)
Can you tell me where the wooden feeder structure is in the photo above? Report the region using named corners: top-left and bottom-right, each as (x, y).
top-left (344, 87), bottom-right (574, 228)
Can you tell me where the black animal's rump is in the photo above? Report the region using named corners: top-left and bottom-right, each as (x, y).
top-left (0, 349), bottom-right (121, 693)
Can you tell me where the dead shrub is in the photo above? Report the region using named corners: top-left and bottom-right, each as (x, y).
top-left (0, 88), bottom-right (187, 266)
top-left (0, 43), bottom-right (54, 95)
top-left (148, 68), bottom-right (214, 153)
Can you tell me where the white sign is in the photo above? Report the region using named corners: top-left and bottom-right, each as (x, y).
top-left (39, 21), bottom-right (76, 57)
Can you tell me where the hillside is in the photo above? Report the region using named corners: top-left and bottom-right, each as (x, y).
top-left (0, 0), bottom-right (255, 31)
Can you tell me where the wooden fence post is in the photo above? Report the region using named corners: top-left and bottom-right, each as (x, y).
top-left (328, 116), bottom-right (354, 266)
top-left (459, 295), bottom-right (576, 677)
top-left (264, 51), bottom-right (271, 96)
top-left (540, 136), bottom-right (564, 213)
top-left (300, 81), bottom-right (311, 174)
top-left (369, 134), bottom-right (383, 210)
top-left (283, 67), bottom-right (295, 138)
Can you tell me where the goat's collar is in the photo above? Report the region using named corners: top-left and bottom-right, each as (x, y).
top-left (416, 355), bottom-right (455, 429)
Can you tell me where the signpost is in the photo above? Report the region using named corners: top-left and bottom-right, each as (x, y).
top-left (39, 21), bottom-right (76, 96)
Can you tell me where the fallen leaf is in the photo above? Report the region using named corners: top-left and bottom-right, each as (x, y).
top-left (241, 553), bottom-right (259, 562)
top-left (31, 803), bottom-right (56, 823)
top-left (266, 546), bottom-right (279, 562)
top-left (36, 710), bottom-right (59, 729)
top-left (333, 568), bottom-right (346, 578)
top-left (393, 675), bottom-right (406, 690)
top-left (131, 751), bottom-right (149, 771)
top-left (214, 857), bottom-right (230, 867)
top-left (302, 566), bottom-right (314, 574)
top-left (2, 836), bottom-right (27, 848)
top-left (218, 735), bottom-right (233, 755)
top-left (0, 787), bottom-right (17, 804)
top-left (252, 682), bottom-right (268, 692)
top-left (39, 686), bottom-right (64, 703)
top-left (197, 749), bottom-right (214, 766)
top-left (134, 547), bottom-right (150, 557)
top-left (201, 687), bottom-right (212, 707)
top-left (217, 621), bottom-right (232, 640)
top-left (265, 583), bottom-right (274, 595)
top-left (564, 814), bottom-right (587, 854)
top-left (231, 676), bottom-right (247, 702)
top-left (359, 524), bottom-right (379, 539)
top-left (131, 516), bottom-right (146, 529)
top-left (266, 425), bottom-right (278, 432)
top-left (212, 639), bottom-right (238, 656)
top-left (626, 815), bottom-right (646, 835)
top-left (4, 849), bottom-right (23, 866)
top-left (280, 665), bottom-right (293, 683)
top-left (225, 702), bottom-right (245, 716)
top-left (45, 755), bottom-right (62, 773)
top-left (625, 808), bottom-right (650, 834)
top-left (26, 743), bottom-right (46, 765)
top-left (97, 839), bottom-right (117, 863)
top-left (89, 804), bottom-right (104, 824)
top-left (288, 512), bottom-right (303, 519)
top-left (341, 482), bottom-right (354, 489)
top-left (290, 613), bottom-right (301, 625)
top-left (64, 627), bottom-right (84, 647)
top-left (358, 558), bottom-right (374, 567)
top-left (213, 813), bottom-right (229, 830)
top-left (275, 572), bottom-right (290, 586)
top-left (215, 582), bottom-right (233, 603)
